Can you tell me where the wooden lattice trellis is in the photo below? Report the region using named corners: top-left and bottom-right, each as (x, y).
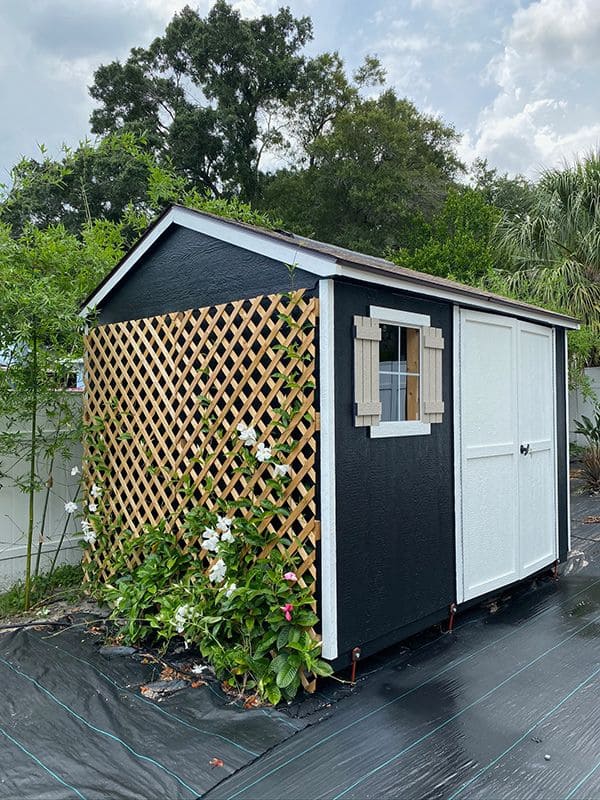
top-left (83, 290), bottom-right (319, 596)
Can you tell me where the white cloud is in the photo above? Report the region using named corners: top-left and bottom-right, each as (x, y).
top-left (509, 0), bottom-right (600, 67)
top-left (465, 0), bottom-right (600, 176)
top-left (410, 0), bottom-right (484, 24)
top-left (0, 0), bottom-right (290, 179)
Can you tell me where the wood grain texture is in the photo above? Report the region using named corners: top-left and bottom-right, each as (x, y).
top-left (354, 315), bottom-right (382, 427)
top-left (422, 326), bottom-right (445, 423)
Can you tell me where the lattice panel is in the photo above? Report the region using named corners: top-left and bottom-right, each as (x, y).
top-left (83, 291), bottom-right (319, 593)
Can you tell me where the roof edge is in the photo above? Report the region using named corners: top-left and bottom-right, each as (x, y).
top-left (80, 203), bottom-right (580, 330)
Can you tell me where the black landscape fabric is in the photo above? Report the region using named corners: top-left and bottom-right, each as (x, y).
top-left (3, 489), bottom-right (600, 800)
top-left (0, 625), bottom-right (305, 800)
top-left (204, 571), bottom-right (600, 800)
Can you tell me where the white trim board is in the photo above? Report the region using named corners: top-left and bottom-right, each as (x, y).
top-left (318, 279), bottom-right (338, 660)
top-left (565, 333), bottom-right (571, 552)
top-left (81, 205), bottom-right (580, 330)
top-left (318, 280), bottom-right (338, 659)
top-left (453, 305), bottom-right (464, 604)
top-left (369, 306), bottom-right (430, 328)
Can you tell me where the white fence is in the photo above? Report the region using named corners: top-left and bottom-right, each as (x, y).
top-left (0, 415), bottom-right (82, 590)
top-left (569, 367), bottom-right (600, 445)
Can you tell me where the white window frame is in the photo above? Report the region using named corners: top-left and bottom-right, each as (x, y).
top-left (369, 305), bottom-right (432, 438)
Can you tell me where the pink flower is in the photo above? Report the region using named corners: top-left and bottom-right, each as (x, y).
top-left (280, 603), bottom-right (294, 622)
top-left (283, 571), bottom-right (298, 583)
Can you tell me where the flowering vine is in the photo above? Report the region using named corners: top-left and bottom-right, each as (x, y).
top-left (82, 290), bottom-right (330, 704)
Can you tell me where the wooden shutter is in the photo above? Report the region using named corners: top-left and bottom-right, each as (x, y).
top-left (354, 315), bottom-right (382, 427)
top-left (422, 326), bottom-right (445, 424)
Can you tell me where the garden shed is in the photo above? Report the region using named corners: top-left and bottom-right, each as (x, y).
top-left (81, 204), bottom-right (577, 666)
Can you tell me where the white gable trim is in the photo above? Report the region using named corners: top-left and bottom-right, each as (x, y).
top-left (80, 205), bottom-right (579, 330)
top-left (80, 206), bottom-right (338, 317)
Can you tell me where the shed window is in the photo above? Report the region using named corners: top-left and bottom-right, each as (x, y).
top-left (354, 306), bottom-right (445, 437)
top-left (379, 324), bottom-right (420, 422)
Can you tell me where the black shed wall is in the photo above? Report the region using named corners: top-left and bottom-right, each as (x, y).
top-left (333, 280), bottom-right (456, 660)
top-left (97, 225), bottom-right (317, 324)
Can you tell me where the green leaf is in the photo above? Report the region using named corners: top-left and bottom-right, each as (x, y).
top-left (276, 660), bottom-right (300, 689)
top-left (270, 653), bottom-right (288, 674)
top-left (311, 659), bottom-right (334, 677)
top-left (266, 685), bottom-right (282, 706)
top-left (276, 627), bottom-right (289, 650)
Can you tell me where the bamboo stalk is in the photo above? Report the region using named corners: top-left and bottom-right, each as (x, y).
top-left (24, 322), bottom-right (38, 611)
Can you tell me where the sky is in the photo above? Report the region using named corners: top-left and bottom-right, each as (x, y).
top-left (1, 0), bottom-right (599, 185)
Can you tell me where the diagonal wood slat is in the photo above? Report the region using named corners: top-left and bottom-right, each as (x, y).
top-left (82, 291), bottom-right (320, 597)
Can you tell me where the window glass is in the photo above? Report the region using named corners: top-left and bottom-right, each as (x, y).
top-left (379, 324), bottom-right (399, 371)
top-left (379, 324), bottom-right (420, 422)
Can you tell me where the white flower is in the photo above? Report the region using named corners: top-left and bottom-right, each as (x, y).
top-left (237, 423), bottom-right (257, 446)
top-left (256, 443), bottom-right (272, 462)
top-left (174, 604), bottom-right (192, 634)
top-left (82, 528), bottom-right (96, 545)
top-left (273, 463), bottom-right (290, 478)
top-left (87, 502), bottom-right (98, 513)
top-left (204, 536), bottom-right (220, 552)
top-left (209, 558), bottom-right (227, 584)
top-left (225, 582), bottom-right (237, 598)
top-left (70, 466), bottom-right (81, 477)
top-left (216, 515), bottom-right (233, 533)
top-left (220, 530), bottom-right (234, 544)
top-left (90, 483), bottom-right (102, 499)
top-left (64, 501), bottom-right (78, 514)
top-left (202, 527), bottom-right (220, 552)
top-left (191, 664), bottom-right (207, 675)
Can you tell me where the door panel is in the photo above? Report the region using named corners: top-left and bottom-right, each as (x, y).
top-left (463, 454), bottom-right (518, 597)
top-left (518, 323), bottom-right (556, 575)
top-left (458, 311), bottom-right (557, 602)
top-left (460, 312), bottom-right (519, 600)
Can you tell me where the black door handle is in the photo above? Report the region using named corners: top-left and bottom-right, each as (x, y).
top-left (520, 443), bottom-right (530, 455)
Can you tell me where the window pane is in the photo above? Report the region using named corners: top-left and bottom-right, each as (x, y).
top-left (379, 324), bottom-right (399, 371)
top-left (406, 328), bottom-right (419, 374)
top-left (406, 328), bottom-right (420, 420)
top-left (377, 323), bottom-right (421, 423)
top-left (406, 374), bottom-right (420, 420)
top-left (380, 372), bottom-right (398, 422)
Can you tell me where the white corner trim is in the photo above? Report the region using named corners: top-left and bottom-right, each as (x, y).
top-left (80, 206), bottom-right (339, 317)
top-left (370, 306), bottom-right (430, 328)
top-left (453, 305), bottom-right (464, 604)
top-left (565, 332), bottom-right (571, 552)
top-left (319, 279), bottom-right (338, 661)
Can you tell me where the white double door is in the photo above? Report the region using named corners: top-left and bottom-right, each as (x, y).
top-left (457, 309), bottom-right (557, 603)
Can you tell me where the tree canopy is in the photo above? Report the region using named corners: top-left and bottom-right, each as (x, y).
top-left (494, 153), bottom-right (600, 328)
top-left (89, 1), bottom-right (313, 201)
top-left (261, 90), bottom-right (463, 254)
top-left (391, 187), bottom-right (500, 285)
